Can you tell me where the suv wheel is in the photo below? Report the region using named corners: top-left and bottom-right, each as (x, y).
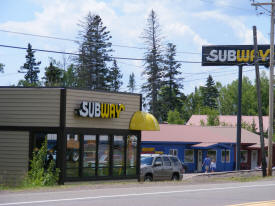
top-left (172, 173), bottom-right (179, 181)
top-left (144, 174), bottom-right (153, 182)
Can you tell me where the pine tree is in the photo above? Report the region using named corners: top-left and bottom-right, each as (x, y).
top-left (108, 60), bottom-right (122, 92)
top-left (203, 75), bottom-right (219, 109)
top-left (76, 13), bottom-right (113, 90)
top-left (141, 10), bottom-right (164, 120)
top-left (18, 43), bottom-right (41, 86)
top-left (158, 43), bottom-right (183, 121)
top-left (43, 62), bottom-right (63, 87)
top-left (127, 72), bottom-right (136, 93)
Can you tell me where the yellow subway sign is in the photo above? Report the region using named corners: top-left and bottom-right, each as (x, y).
top-left (202, 45), bottom-right (272, 66)
top-left (76, 101), bottom-right (125, 119)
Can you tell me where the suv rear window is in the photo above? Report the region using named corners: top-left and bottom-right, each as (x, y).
top-left (170, 156), bottom-right (180, 165)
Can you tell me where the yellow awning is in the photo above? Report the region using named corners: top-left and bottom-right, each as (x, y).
top-left (129, 111), bottom-right (160, 131)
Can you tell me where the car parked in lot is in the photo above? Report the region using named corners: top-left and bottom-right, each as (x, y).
top-left (140, 154), bottom-right (184, 181)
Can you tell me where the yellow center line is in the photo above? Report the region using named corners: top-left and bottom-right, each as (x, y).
top-left (228, 200), bottom-right (275, 206)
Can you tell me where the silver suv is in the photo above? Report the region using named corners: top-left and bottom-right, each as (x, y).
top-left (140, 154), bottom-right (184, 181)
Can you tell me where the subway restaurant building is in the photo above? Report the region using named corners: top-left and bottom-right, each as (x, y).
top-left (0, 87), bottom-right (158, 185)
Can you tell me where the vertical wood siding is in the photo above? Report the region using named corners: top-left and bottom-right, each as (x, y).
top-left (66, 89), bottom-right (140, 129)
top-left (0, 131), bottom-right (29, 185)
top-left (0, 88), bottom-right (60, 127)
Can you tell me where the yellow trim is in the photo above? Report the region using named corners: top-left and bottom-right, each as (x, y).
top-left (129, 111), bottom-right (160, 131)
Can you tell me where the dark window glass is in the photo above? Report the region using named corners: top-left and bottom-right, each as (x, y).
top-left (154, 157), bottom-right (163, 166)
top-left (83, 135), bottom-right (96, 177)
top-left (163, 156), bottom-right (171, 166)
top-left (98, 135), bottom-right (109, 176)
top-left (33, 133), bottom-right (57, 168)
top-left (126, 135), bottom-right (137, 175)
top-left (141, 156), bottom-right (153, 165)
top-left (66, 134), bottom-right (80, 177)
top-left (113, 135), bottom-right (124, 176)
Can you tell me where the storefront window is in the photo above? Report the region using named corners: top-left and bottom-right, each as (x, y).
top-left (184, 149), bottom-right (194, 163)
top-left (98, 135), bottom-right (109, 176)
top-left (207, 150), bottom-right (217, 161)
top-left (126, 135), bottom-right (137, 175)
top-left (66, 134), bottom-right (80, 177)
top-left (83, 135), bottom-right (96, 177)
top-left (113, 136), bottom-right (125, 176)
top-left (222, 150), bottom-right (230, 163)
top-left (33, 133), bottom-right (57, 168)
top-left (241, 150), bottom-right (248, 163)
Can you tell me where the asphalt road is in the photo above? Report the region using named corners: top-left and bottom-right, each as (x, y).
top-left (1, 180), bottom-right (275, 206)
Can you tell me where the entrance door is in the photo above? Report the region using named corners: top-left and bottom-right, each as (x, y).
top-left (197, 150), bottom-right (203, 172)
top-left (251, 150), bottom-right (258, 169)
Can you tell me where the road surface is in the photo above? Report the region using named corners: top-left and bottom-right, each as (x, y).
top-left (0, 180), bottom-right (275, 206)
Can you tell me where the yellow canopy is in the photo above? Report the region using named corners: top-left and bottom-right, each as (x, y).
top-left (129, 111), bottom-right (160, 131)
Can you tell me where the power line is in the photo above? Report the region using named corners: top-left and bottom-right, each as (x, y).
top-left (0, 43), bottom-right (202, 63)
top-left (0, 29), bottom-right (200, 55)
top-left (182, 68), bottom-right (256, 82)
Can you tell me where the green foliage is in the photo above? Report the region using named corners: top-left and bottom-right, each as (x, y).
top-left (18, 43), bottom-right (41, 86)
top-left (158, 43), bottom-right (184, 122)
top-left (43, 61), bottom-right (63, 87)
top-left (167, 110), bottom-right (184, 124)
top-left (202, 75), bottom-right (219, 109)
top-left (17, 80), bottom-right (42, 87)
top-left (108, 60), bottom-right (123, 92)
top-left (76, 13), bottom-right (113, 90)
top-left (24, 139), bottom-right (59, 186)
top-left (127, 72), bottom-right (136, 93)
top-left (141, 10), bottom-right (164, 120)
top-left (206, 109), bottom-right (220, 126)
top-left (62, 64), bottom-right (78, 87)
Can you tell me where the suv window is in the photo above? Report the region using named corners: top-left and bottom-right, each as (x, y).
top-left (170, 156), bottom-right (180, 166)
top-left (154, 157), bottom-right (163, 166)
top-left (163, 156), bottom-right (171, 166)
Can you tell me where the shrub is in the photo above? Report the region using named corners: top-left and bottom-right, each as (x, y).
top-left (24, 139), bottom-right (60, 186)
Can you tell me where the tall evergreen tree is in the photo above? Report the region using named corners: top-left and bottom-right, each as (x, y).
top-left (18, 43), bottom-right (41, 86)
top-left (43, 62), bottom-right (63, 87)
top-left (127, 72), bottom-right (136, 93)
top-left (158, 43), bottom-right (183, 121)
top-left (202, 75), bottom-right (219, 109)
top-left (141, 10), bottom-right (164, 120)
top-left (108, 60), bottom-right (122, 92)
top-left (76, 12), bottom-right (113, 90)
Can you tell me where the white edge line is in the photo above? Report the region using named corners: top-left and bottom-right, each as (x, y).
top-left (1, 183), bottom-right (275, 206)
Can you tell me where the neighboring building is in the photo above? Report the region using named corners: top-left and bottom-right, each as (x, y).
top-left (0, 87), bottom-right (159, 185)
top-left (141, 124), bottom-right (275, 173)
top-left (186, 115), bottom-right (269, 133)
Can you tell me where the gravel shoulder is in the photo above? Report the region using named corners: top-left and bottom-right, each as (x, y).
top-left (1, 170), bottom-right (275, 194)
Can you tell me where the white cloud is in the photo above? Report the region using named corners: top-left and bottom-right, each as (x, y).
top-left (196, 10), bottom-right (268, 44)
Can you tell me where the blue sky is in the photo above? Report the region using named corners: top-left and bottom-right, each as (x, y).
top-left (0, 0), bottom-right (271, 94)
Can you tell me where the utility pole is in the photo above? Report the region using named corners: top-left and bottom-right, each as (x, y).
top-left (253, 25), bottom-right (267, 177)
top-left (252, 0), bottom-right (274, 176)
top-left (236, 64), bottom-right (242, 171)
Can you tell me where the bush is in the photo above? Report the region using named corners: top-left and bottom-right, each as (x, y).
top-left (24, 139), bottom-right (60, 186)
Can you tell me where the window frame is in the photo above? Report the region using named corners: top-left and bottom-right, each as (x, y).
top-left (184, 149), bottom-right (194, 163)
top-left (221, 149), bottom-right (230, 163)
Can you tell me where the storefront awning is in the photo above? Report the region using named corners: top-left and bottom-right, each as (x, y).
top-left (129, 111), bottom-right (160, 131)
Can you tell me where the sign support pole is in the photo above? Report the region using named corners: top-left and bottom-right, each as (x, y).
top-left (253, 25), bottom-right (267, 177)
top-left (236, 64), bottom-right (243, 171)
